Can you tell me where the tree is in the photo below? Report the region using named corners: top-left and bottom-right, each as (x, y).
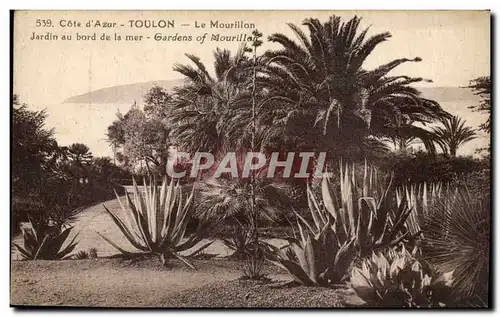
top-left (107, 91), bottom-right (172, 175)
top-left (259, 15), bottom-right (449, 158)
top-left (67, 143), bottom-right (93, 165)
top-left (12, 96), bottom-right (61, 192)
top-left (143, 85), bottom-right (172, 120)
top-left (169, 46), bottom-right (253, 154)
top-left (432, 115), bottom-right (477, 157)
top-left (466, 76), bottom-right (491, 133)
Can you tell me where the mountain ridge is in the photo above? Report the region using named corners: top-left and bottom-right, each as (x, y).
top-left (63, 80), bottom-right (480, 105)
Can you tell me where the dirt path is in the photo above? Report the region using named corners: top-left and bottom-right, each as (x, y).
top-left (12, 197), bottom-right (288, 260)
top-left (11, 258), bottom-right (274, 307)
top-left (11, 198), bottom-right (292, 307)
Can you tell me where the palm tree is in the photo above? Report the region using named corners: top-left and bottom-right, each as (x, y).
top-left (432, 115), bottom-right (477, 157)
top-left (259, 15), bottom-right (449, 157)
top-left (169, 46), bottom-right (253, 154)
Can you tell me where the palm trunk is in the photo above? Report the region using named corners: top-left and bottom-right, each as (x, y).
top-left (250, 45), bottom-right (259, 253)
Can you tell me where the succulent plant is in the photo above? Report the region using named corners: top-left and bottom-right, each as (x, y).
top-left (350, 246), bottom-right (454, 307)
top-left (97, 176), bottom-right (214, 269)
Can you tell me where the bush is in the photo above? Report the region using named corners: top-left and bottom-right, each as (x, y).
top-left (380, 151), bottom-right (489, 186)
top-left (423, 190), bottom-right (490, 306)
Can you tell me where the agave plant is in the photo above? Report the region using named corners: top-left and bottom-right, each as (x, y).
top-left (265, 217), bottom-right (357, 286)
top-left (14, 217), bottom-right (79, 260)
top-left (320, 162), bottom-right (416, 257)
top-left (265, 162), bottom-right (417, 286)
top-left (396, 182), bottom-right (447, 236)
top-left (97, 177), bottom-right (214, 269)
top-left (350, 246), bottom-right (454, 307)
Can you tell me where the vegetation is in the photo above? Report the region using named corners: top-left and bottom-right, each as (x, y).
top-left (97, 176), bottom-right (214, 268)
top-left (350, 247), bottom-right (454, 307)
top-left (14, 217), bottom-right (79, 260)
top-left (264, 164), bottom-right (416, 286)
top-left (12, 96), bottom-right (130, 235)
top-left (432, 115), bottom-right (477, 157)
top-left (12, 13), bottom-right (491, 308)
top-left (423, 190), bottom-right (490, 306)
top-left (466, 76), bottom-right (491, 133)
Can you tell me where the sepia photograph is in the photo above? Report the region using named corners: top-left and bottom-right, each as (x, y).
top-left (11, 10), bottom-right (491, 308)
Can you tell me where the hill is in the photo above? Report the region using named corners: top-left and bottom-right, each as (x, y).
top-left (63, 79), bottom-right (184, 104)
top-left (63, 81), bottom-right (480, 105)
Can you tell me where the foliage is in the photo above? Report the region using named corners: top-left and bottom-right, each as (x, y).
top-left (450, 168), bottom-right (490, 201)
top-left (242, 247), bottom-right (266, 280)
top-left (97, 176), bottom-right (214, 268)
top-left (14, 217), bottom-right (79, 260)
top-left (422, 189), bottom-right (490, 305)
top-left (107, 86), bottom-right (172, 175)
top-left (265, 163), bottom-right (417, 286)
top-left (395, 182), bottom-right (447, 238)
top-left (264, 214), bottom-right (357, 286)
top-left (319, 163), bottom-right (416, 257)
top-left (221, 218), bottom-right (271, 260)
top-left (432, 115), bottom-right (477, 157)
top-left (143, 85), bottom-right (172, 119)
top-left (73, 250), bottom-right (89, 259)
top-left (221, 219), bottom-right (252, 259)
top-left (66, 143), bottom-right (93, 164)
top-left (380, 151), bottom-right (488, 186)
top-left (12, 96), bottom-right (126, 235)
top-left (169, 46), bottom-right (254, 153)
top-left (259, 15), bottom-right (449, 157)
top-left (89, 247), bottom-right (98, 259)
top-left (73, 248), bottom-right (98, 259)
top-left (466, 76), bottom-right (491, 133)
top-left (350, 247), bottom-right (454, 307)
top-left (12, 96), bottom-right (62, 193)
top-left (194, 175), bottom-right (291, 224)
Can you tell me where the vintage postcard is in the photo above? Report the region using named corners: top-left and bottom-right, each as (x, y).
top-left (11, 10), bottom-right (491, 308)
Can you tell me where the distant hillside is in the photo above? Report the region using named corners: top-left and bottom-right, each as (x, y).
top-left (418, 86), bottom-right (479, 103)
top-left (64, 81), bottom-right (480, 105)
top-left (63, 79), bottom-right (184, 104)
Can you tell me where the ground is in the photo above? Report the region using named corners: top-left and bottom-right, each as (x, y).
top-left (11, 197), bottom-right (364, 308)
top-left (10, 258), bottom-right (363, 307)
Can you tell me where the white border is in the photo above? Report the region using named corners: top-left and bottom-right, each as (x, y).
top-left (2, 1), bottom-right (498, 316)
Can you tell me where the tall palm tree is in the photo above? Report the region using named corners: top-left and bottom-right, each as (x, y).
top-left (259, 15), bottom-right (449, 157)
top-left (432, 115), bottom-right (477, 157)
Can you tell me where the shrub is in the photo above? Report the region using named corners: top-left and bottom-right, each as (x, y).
top-left (381, 151), bottom-right (488, 186)
top-left (97, 176), bottom-right (214, 269)
top-left (13, 217), bottom-right (79, 260)
top-left (73, 250), bottom-right (89, 259)
top-left (423, 189), bottom-right (490, 306)
top-left (350, 246), bottom-right (454, 307)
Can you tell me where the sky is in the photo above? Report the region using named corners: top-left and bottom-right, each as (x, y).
top-left (12, 10), bottom-right (490, 156)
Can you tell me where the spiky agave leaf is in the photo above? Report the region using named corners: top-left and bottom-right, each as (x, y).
top-left (423, 189), bottom-right (489, 304)
top-left (97, 176), bottom-right (212, 269)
